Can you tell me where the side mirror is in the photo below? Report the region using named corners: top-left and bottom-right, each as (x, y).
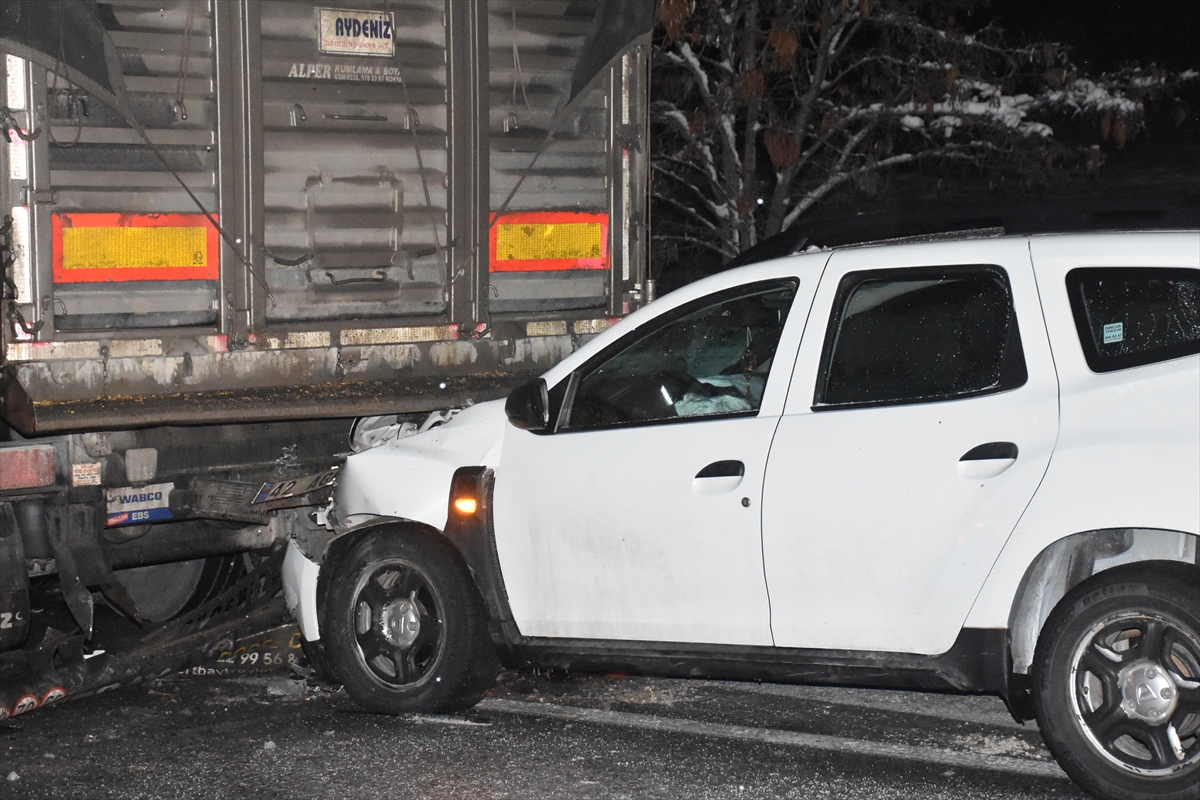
top-left (505, 378), bottom-right (550, 431)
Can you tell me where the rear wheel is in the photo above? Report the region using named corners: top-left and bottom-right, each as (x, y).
top-left (1034, 563), bottom-right (1200, 800)
top-left (319, 527), bottom-right (498, 714)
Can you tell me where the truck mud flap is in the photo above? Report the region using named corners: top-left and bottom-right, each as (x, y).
top-left (0, 504), bottom-right (31, 649)
top-left (0, 546), bottom-right (289, 722)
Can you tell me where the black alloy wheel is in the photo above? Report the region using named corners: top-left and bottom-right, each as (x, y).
top-left (319, 526), bottom-right (499, 714)
top-left (1034, 562), bottom-right (1200, 800)
top-left (351, 556), bottom-right (443, 687)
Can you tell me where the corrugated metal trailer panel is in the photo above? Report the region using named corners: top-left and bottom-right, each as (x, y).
top-left (259, 0), bottom-right (451, 322)
top-left (41, 0), bottom-right (220, 332)
top-left (0, 0), bottom-right (650, 433)
top-left (487, 0), bottom-right (610, 313)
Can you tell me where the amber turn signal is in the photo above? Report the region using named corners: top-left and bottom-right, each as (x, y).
top-left (453, 497), bottom-right (477, 515)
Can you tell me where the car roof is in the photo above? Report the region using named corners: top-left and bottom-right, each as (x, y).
top-left (540, 229), bottom-right (1199, 386)
top-left (734, 226), bottom-right (1199, 267)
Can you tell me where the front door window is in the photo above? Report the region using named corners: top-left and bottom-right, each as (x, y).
top-left (562, 282), bottom-right (797, 429)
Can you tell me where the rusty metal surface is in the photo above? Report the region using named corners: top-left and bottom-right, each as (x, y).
top-left (1, 371), bottom-right (534, 434)
top-left (1, 332), bottom-right (579, 433)
top-left (102, 521), bottom-right (279, 570)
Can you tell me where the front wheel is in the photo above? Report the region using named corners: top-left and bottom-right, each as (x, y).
top-left (1034, 563), bottom-right (1200, 800)
top-left (319, 527), bottom-right (499, 714)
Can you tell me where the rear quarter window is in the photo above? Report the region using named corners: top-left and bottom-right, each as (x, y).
top-left (1067, 268), bottom-right (1200, 372)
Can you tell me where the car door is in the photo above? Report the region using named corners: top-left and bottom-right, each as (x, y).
top-left (762, 240), bottom-right (1059, 655)
top-left (492, 277), bottom-right (814, 645)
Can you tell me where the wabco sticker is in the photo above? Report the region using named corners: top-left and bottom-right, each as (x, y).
top-left (106, 482), bottom-right (174, 527)
top-left (318, 8), bottom-right (395, 57)
top-left (1102, 322), bottom-right (1124, 344)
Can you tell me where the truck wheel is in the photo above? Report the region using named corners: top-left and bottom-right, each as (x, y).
top-left (319, 527), bottom-right (499, 714)
top-left (1033, 563), bottom-right (1200, 800)
top-left (113, 554), bottom-right (242, 622)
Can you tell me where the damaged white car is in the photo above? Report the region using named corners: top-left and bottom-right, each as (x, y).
top-left (281, 231), bottom-right (1199, 800)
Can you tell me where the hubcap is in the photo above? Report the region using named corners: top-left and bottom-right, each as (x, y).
top-left (380, 595), bottom-right (421, 647)
top-left (1120, 661), bottom-right (1179, 725)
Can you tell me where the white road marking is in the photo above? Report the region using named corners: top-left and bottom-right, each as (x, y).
top-left (403, 713), bottom-right (491, 727)
top-left (479, 698), bottom-right (1067, 780)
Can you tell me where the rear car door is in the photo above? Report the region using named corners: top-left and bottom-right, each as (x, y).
top-left (762, 239), bottom-right (1059, 655)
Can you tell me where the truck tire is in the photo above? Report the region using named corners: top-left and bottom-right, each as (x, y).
top-left (113, 554), bottom-right (242, 622)
top-left (318, 526), bottom-right (499, 714)
top-left (1033, 562), bottom-right (1200, 800)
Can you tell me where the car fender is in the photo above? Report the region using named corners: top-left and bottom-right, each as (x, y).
top-left (330, 399), bottom-right (508, 533)
top-left (284, 400), bottom-right (508, 642)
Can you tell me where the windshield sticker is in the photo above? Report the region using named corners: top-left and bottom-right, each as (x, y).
top-left (106, 482), bottom-right (174, 527)
top-left (1102, 322), bottom-right (1124, 344)
top-left (318, 8), bottom-right (395, 57)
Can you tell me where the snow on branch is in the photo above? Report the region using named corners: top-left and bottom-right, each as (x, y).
top-left (651, 0), bottom-right (1197, 263)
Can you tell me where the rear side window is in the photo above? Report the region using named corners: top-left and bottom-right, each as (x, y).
top-left (1067, 268), bottom-right (1200, 372)
top-left (815, 266), bottom-right (1026, 408)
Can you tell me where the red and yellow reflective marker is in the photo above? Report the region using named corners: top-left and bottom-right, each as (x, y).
top-left (52, 212), bottom-right (220, 283)
top-left (489, 211), bottom-right (608, 272)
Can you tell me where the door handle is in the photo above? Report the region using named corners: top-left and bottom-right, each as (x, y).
top-left (958, 442), bottom-right (1018, 480)
top-left (959, 442), bottom-right (1018, 461)
top-left (693, 460), bottom-right (745, 496)
top-left (695, 460), bottom-right (745, 479)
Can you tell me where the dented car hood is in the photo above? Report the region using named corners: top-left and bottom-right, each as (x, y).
top-left (329, 399), bottom-right (508, 534)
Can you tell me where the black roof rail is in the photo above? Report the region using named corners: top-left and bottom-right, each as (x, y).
top-left (840, 226), bottom-right (1008, 249)
top-left (719, 225), bottom-right (1009, 271)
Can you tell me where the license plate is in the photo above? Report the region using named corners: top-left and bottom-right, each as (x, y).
top-left (252, 467), bottom-right (338, 505)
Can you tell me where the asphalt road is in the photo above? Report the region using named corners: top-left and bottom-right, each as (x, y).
top-left (0, 667), bottom-right (1089, 800)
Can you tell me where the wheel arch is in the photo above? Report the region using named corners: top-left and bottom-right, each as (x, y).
top-left (317, 518), bottom-right (451, 627)
top-left (304, 464), bottom-right (516, 653)
top-left (1001, 528), bottom-right (1199, 719)
top-left (313, 516), bottom-right (501, 713)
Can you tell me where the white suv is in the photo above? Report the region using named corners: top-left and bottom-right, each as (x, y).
top-left (282, 231), bottom-right (1200, 800)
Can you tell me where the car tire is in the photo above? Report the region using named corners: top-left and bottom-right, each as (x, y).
top-left (1033, 562), bottom-right (1200, 800)
top-left (318, 526), bottom-right (499, 714)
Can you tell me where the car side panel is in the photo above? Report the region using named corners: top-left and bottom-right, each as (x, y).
top-left (965, 232), bottom-right (1200, 630)
top-left (491, 261), bottom-right (825, 645)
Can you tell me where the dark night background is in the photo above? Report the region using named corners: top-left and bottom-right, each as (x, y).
top-left (653, 0), bottom-right (1200, 285)
top-left (792, 0), bottom-right (1200, 239)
